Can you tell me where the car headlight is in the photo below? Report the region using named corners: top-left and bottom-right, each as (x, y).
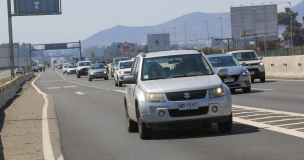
top-left (103, 71), bottom-right (107, 74)
top-left (209, 86), bottom-right (225, 99)
top-left (90, 72), bottom-right (95, 75)
top-left (241, 71), bottom-right (249, 76)
top-left (259, 62), bottom-right (264, 66)
top-left (119, 71), bottom-right (124, 74)
top-left (145, 93), bottom-right (166, 103)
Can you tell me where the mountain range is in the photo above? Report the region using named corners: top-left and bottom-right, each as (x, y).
top-left (82, 0), bottom-right (304, 49)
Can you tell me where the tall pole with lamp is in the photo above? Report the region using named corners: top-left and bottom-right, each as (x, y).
top-left (280, 2), bottom-right (294, 55)
top-left (213, 17), bottom-right (223, 52)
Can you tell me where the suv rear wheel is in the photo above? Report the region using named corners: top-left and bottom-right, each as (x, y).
top-left (137, 107), bottom-right (152, 139)
top-left (217, 113), bottom-right (232, 133)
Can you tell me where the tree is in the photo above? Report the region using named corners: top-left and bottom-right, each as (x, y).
top-left (278, 7), bottom-right (303, 46)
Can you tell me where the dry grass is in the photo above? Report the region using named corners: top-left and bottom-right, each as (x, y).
top-left (0, 73), bottom-right (24, 86)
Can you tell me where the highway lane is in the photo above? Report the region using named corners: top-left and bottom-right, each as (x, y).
top-left (0, 70), bottom-right (10, 79)
top-left (34, 68), bottom-right (304, 160)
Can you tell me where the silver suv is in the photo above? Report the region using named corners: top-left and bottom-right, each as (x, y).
top-left (123, 50), bottom-right (233, 139)
top-left (226, 50), bottom-right (265, 83)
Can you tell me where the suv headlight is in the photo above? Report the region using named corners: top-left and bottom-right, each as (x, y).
top-left (90, 72), bottom-right (95, 75)
top-left (259, 62), bottom-right (264, 66)
top-left (241, 71), bottom-right (249, 76)
top-left (209, 86), bottom-right (225, 99)
top-left (145, 93), bottom-right (166, 103)
top-left (104, 71), bottom-right (107, 74)
top-left (119, 71), bottom-right (124, 74)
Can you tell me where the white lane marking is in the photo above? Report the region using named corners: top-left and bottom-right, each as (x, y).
top-left (233, 105), bottom-right (304, 138)
top-left (32, 73), bottom-right (55, 160)
top-left (251, 88), bottom-right (274, 91)
top-left (114, 90), bottom-right (125, 93)
top-left (76, 91), bottom-right (85, 95)
top-left (267, 79), bottom-right (304, 82)
top-left (63, 86), bottom-right (77, 88)
top-left (57, 154), bottom-right (65, 160)
top-left (47, 87), bottom-right (60, 89)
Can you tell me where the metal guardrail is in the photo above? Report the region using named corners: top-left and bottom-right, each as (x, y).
top-left (0, 72), bottom-right (35, 109)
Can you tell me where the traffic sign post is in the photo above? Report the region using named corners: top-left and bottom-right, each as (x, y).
top-left (257, 47), bottom-right (260, 51)
top-left (285, 41), bottom-right (290, 55)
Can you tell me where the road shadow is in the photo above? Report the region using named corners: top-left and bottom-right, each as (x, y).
top-left (252, 80), bottom-right (277, 84)
top-left (231, 90), bottom-right (263, 95)
top-left (151, 123), bottom-right (260, 140)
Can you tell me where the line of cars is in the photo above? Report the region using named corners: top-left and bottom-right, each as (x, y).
top-left (57, 49), bottom-right (264, 140)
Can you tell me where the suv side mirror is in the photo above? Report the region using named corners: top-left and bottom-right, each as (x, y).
top-left (218, 68), bottom-right (228, 77)
top-left (123, 76), bottom-right (136, 84)
top-left (241, 62), bottom-right (246, 66)
top-left (258, 56), bottom-right (263, 60)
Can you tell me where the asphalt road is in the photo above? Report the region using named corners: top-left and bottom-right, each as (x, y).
top-left (34, 68), bottom-right (304, 160)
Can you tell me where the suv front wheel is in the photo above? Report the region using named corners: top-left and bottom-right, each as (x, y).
top-left (137, 107), bottom-right (152, 139)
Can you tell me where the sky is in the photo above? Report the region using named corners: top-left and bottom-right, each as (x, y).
top-left (0, 0), bottom-right (302, 45)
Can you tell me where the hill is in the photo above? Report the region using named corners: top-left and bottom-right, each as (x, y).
top-left (82, 1), bottom-right (304, 49)
top-left (82, 12), bottom-right (231, 48)
top-left (292, 0), bottom-right (304, 21)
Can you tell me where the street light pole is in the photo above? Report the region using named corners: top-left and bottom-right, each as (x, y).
top-left (213, 17), bottom-right (223, 52)
top-left (169, 27), bottom-right (177, 50)
top-left (280, 2), bottom-right (294, 55)
top-left (179, 26), bottom-right (187, 48)
top-left (7, 0), bottom-right (15, 79)
top-left (201, 21), bottom-right (210, 54)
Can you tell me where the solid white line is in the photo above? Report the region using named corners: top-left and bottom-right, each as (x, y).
top-left (32, 73), bottom-right (55, 160)
top-left (267, 79), bottom-right (304, 82)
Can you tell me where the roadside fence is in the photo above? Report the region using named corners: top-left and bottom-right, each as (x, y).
top-left (0, 72), bottom-right (35, 109)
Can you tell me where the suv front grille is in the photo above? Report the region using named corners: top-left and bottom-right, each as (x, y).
top-left (168, 106), bottom-right (209, 117)
top-left (245, 63), bottom-right (259, 66)
top-left (81, 68), bottom-right (89, 71)
top-left (165, 90), bottom-right (207, 101)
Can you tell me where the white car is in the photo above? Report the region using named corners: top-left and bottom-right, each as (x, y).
top-left (226, 50), bottom-right (265, 83)
top-left (67, 66), bottom-right (77, 75)
top-left (63, 65), bottom-right (69, 74)
top-left (114, 60), bottom-right (134, 87)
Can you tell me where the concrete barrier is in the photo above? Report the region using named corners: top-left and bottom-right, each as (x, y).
top-left (0, 72), bottom-right (35, 109)
top-left (264, 55), bottom-right (304, 79)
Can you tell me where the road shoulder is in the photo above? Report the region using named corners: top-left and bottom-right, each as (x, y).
top-left (0, 77), bottom-right (63, 159)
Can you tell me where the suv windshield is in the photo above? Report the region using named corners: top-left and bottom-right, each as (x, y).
top-left (120, 61), bottom-right (133, 69)
top-left (208, 56), bottom-right (239, 67)
top-left (114, 58), bottom-right (129, 65)
top-left (79, 62), bottom-right (91, 66)
top-left (142, 54), bottom-right (213, 80)
top-left (90, 64), bottom-right (105, 69)
top-left (232, 52), bottom-right (258, 61)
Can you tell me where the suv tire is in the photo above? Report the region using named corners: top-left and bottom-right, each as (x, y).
top-left (88, 76), bottom-right (92, 81)
top-left (137, 107), bottom-right (152, 139)
top-left (251, 78), bottom-right (254, 83)
top-left (217, 113), bottom-right (232, 133)
top-left (242, 87), bottom-right (251, 93)
top-left (230, 89), bottom-right (235, 93)
top-left (77, 74), bottom-right (80, 78)
top-left (115, 78), bottom-right (118, 86)
top-left (260, 78), bottom-right (265, 83)
top-left (104, 77), bottom-right (108, 80)
top-left (118, 79), bottom-right (122, 87)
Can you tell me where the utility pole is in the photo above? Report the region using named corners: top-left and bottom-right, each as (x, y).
top-left (169, 27), bottom-right (177, 50)
top-left (280, 2), bottom-right (294, 55)
top-left (7, 0), bottom-right (15, 79)
top-left (79, 40), bottom-right (82, 61)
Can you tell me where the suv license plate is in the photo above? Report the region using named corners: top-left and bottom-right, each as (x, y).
top-left (250, 71), bottom-right (255, 75)
top-left (224, 78), bottom-right (234, 83)
top-left (178, 102), bottom-right (199, 110)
